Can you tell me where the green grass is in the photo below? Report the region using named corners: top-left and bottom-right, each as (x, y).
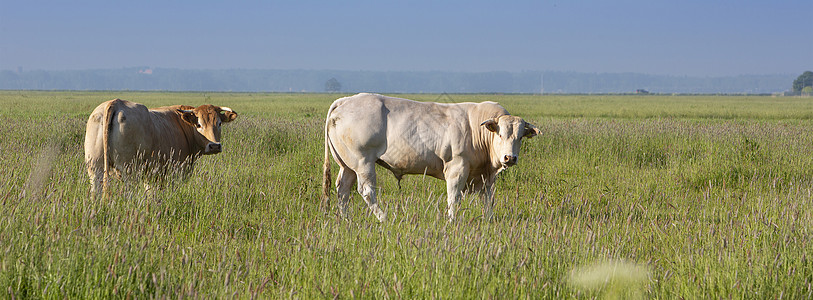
top-left (2, 91), bottom-right (813, 298)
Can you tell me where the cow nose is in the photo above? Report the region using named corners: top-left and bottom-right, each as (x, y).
top-left (503, 155), bottom-right (518, 166)
top-left (206, 142), bottom-right (222, 153)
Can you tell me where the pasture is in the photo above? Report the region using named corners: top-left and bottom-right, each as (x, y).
top-left (1, 91), bottom-right (812, 298)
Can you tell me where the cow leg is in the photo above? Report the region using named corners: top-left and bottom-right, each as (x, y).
top-left (88, 165), bottom-right (104, 200)
top-left (355, 163), bottom-right (386, 222)
top-left (335, 166), bottom-right (356, 219)
top-left (144, 182), bottom-right (159, 203)
top-left (444, 160), bottom-right (469, 222)
top-left (479, 175), bottom-right (497, 221)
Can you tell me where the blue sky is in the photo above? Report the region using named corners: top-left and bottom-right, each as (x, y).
top-left (1, 0), bottom-right (811, 76)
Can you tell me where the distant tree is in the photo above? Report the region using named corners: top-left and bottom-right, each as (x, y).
top-left (793, 71), bottom-right (813, 94)
top-left (325, 77), bottom-right (341, 92)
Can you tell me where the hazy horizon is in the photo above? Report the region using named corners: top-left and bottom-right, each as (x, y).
top-left (2, 66), bottom-right (802, 78)
top-left (1, 68), bottom-right (794, 94)
top-left (2, 1), bottom-right (811, 77)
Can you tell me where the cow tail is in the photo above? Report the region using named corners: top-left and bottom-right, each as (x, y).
top-left (101, 99), bottom-right (119, 196)
top-left (321, 103), bottom-right (336, 209)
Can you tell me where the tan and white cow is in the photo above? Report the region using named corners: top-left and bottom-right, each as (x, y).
top-left (84, 99), bottom-right (238, 198)
top-left (322, 93), bottom-right (539, 222)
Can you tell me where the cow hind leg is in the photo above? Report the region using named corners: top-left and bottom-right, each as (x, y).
top-left (355, 163), bottom-right (386, 222)
top-left (143, 182), bottom-right (159, 204)
top-left (87, 159), bottom-right (105, 200)
top-left (89, 170), bottom-right (104, 200)
top-left (335, 166), bottom-right (356, 219)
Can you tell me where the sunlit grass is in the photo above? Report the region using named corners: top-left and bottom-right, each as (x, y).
top-left (1, 91), bottom-right (812, 298)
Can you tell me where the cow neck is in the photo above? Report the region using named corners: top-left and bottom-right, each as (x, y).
top-left (163, 108), bottom-right (203, 159)
top-left (473, 122), bottom-right (501, 171)
top-left (469, 105), bottom-right (508, 172)
top-left (177, 111), bottom-right (205, 158)
top-left (486, 129), bottom-right (504, 171)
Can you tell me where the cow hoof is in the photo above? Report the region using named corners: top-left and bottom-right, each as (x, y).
top-left (375, 211), bottom-right (387, 222)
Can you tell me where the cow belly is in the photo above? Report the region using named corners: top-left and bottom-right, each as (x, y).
top-left (377, 151), bottom-right (445, 179)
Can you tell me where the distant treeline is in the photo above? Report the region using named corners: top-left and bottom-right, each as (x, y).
top-left (0, 68), bottom-right (795, 94)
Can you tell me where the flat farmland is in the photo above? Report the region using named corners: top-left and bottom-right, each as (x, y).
top-left (1, 91), bottom-right (812, 298)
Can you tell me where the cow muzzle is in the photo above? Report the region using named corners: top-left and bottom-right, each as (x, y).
top-left (502, 155), bottom-right (518, 167)
top-left (205, 142), bottom-right (222, 154)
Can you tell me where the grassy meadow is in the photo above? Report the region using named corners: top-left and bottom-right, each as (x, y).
top-left (2, 91), bottom-right (813, 298)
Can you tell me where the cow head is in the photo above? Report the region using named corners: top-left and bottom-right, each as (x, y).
top-left (179, 105), bottom-right (238, 155)
top-left (480, 115), bottom-right (540, 169)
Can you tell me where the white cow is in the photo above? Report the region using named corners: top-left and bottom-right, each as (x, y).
top-left (322, 93), bottom-right (540, 222)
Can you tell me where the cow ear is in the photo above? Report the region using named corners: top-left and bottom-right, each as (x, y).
top-left (219, 107), bottom-right (238, 123)
top-left (179, 109), bottom-right (198, 126)
top-left (523, 122), bottom-right (541, 138)
top-left (480, 119), bottom-right (499, 133)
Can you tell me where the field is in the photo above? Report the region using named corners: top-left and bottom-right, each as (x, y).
top-left (2, 91), bottom-right (813, 298)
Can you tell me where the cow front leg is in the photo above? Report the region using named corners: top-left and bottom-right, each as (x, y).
top-left (444, 160), bottom-right (469, 222)
top-left (335, 166), bottom-right (357, 219)
top-left (480, 175), bottom-right (497, 221)
top-left (356, 164), bottom-right (386, 222)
